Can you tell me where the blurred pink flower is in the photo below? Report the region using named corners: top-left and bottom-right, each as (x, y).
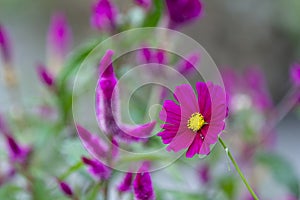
top-left (176, 52), bottom-right (200, 76)
top-left (137, 47), bottom-right (168, 65)
top-left (6, 135), bottom-right (31, 165)
top-left (76, 125), bottom-right (109, 159)
top-left (117, 172), bottom-right (134, 193)
top-left (36, 64), bottom-right (55, 87)
top-left (57, 180), bottom-right (74, 197)
top-left (82, 156), bottom-right (111, 180)
top-left (0, 24), bottom-right (11, 63)
top-left (221, 67), bottom-right (273, 112)
top-left (134, 0), bottom-right (152, 10)
top-left (290, 62), bottom-right (300, 87)
top-left (47, 13), bottom-right (72, 59)
top-left (90, 0), bottom-right (118, 31)
top-left (198, 164), bottom-right (210, 184)
top-left (158, 82), bottom-right (227, 158)
top-left (133, 165), bottom-right (155, 200)
top-left (96, 50), bottom-right (156, 142)
top-left (166, 0), bottom-right (204, 29)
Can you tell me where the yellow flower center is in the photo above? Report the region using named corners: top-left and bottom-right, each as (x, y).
top-left (187, 112), bottom-right (206, 132)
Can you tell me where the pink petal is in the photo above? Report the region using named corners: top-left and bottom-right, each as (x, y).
top-left (166, 129), bottom-right (195, 152)
top-left (174, 84), bottom-right (199, 118)
top-left (122, 121), bottom-right (156, 139)
top-left (186, 134), bottom-right (202, 158)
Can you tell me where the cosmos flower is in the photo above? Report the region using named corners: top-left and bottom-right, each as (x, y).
top-left (0, 114), bottom-right (31, 165)
top-left (96, 50), bottom-right (156, 142)
top-left (165, 0), bottom-right (204, 29)
top-left (158, 82), bottom-right (227, 158)
top-left (244, 67), bottom-right (273, 111)
top-left (6, 135), bottom-right (31, 165)
top-left (82, 156), bottom-right (111, 181)
top-left (290, 62), bottom-right (300, 87)
top-left (36, 64), bottom-right (55, 87)
top-left (221, 67), bottom-right (272, 112)
top-left (46, 13), bottom-right (72, 77)
top-left (0, 24), bottom-right (11, 63)
top-left (90, 0), bottom-right (118, 31)
top-left (198, 164), bottom-right (210, 184)
top-left (117, 172), bottom-right (134, 193)
top-left (133, 166), bottom-right (155, 200)
top-left (47, 13), bottom-right (72, 60)
top-left (176, 52), bottom-right (200, 76)
top-left (137, 47), bottom-right (168, 65)
top-left (57, 180), bottom-right (74, 197)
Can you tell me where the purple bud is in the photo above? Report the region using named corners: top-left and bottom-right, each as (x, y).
top-left (90, 0), bottom-right (118, 31)
top-left (82, 156), bottom-right (111, 180)
top-left (290, 62), bottom-right (300, 87)
top-left (6, 135), bottom-right (31, 164)
top-left (47, 13), bottom-right (72, 59)
top-left (76, 124), bottom-right (108, 159)
top-left (176, 53), bottom-right (200, 75)
top-left (133, 170), bottom-right (155, 200)
top-left (58, 180), bottom-right (73, 197)
top-left (197, 164), bottom-right (210, 184)
top-left (244, 67), bottom-right (273, 111)
top-left (36, 64), bottom-right (55, 87)
top-left (166, 0), bottom-right (204, 29)
top-left (134, 0), bottom-right (152, 10)
top-left (0, 24), bottom-right (11, 63)
top-left (155, 49), bottom-right (167, 65)
top-left (117, 172), bottom-right (134, 193)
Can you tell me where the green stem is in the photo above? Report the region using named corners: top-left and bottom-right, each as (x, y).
top-left (218, 137), bottom-right (259, 200)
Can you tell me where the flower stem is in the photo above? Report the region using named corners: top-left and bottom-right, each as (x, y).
top-left (218, 137), bottom-right (259, 200)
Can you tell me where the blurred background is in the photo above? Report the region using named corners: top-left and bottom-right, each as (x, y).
top-left (0, 0), bottom-right (300, 198)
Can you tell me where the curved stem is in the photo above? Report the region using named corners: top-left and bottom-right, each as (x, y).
top-left (218, 137), bottom-right (259, 200)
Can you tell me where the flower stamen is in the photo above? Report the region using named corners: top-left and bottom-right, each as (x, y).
top-left (187, 112), bottom-right (205, 132)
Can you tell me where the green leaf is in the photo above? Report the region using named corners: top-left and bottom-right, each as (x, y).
top-left (142, 0), bottom-right (164, 27)
top-left (218, 175), bottom-right (238, 200)
top-left (256, 152), bottom-right (300, 198)
top-left (0, 184), bottom-right (23, 200)
top-left (59, 161), bottom-right (84, 180)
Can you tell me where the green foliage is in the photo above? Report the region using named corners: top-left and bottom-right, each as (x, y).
top-left (256, 152), bottom-right (300, 198)
top-left (142, 0), bottom-right (164, 27)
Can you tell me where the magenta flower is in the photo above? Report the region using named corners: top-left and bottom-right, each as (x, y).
top-left (134, 0), bottom-right (152, 10)
top-left (0, 24), bottom-right (11, 63)
top-left (198, 164), bottom-right (210, 184)
top-left (117, 172), bottom-right (134, 193)
top-left (96, 50), bottom-right (156, 142)
top-left (57, 180), bottom-right (74, 197)
top-left (82, 156), bottom-right (111, 180)
top-left (165, 0), bottom-right (204, 29)
top-left (76, 124), bottom-right (121, 160)
top-left (47, 13), bottom-right (72, 59)
top-left (244, 67), bottom-right (273, 111)
top-left (133, 167), bottom-right (155, 200)
top-left (137, 47), bottom-right (168, 65)
top-left (158, 82), bottom-right (227, 158)
top-left (90, 0), bottom-right (118, 31)
top-left (290, 63), bottom-right (300, 87)
top-left (6, 135), bottom-right (31, 165)
top-left (221, 67), bottom-right (272, 112)
top-left (36, 64), bottom-right (55, 87)
top-left (176, 52), bottom-right (200, 76)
